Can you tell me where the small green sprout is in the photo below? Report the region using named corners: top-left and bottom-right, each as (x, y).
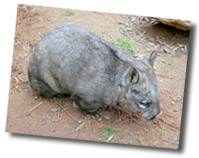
top-left (64, 10), bottom-right (75, 16)
top-left (109, 38), bottom-right (134, 54)
top-left (101, 126), bottom-right (122, 137)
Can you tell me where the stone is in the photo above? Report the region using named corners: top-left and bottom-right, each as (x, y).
top-left (98, 118), bottom-right (103, 122)
top-left (148, 17), bottom-right (191, 31)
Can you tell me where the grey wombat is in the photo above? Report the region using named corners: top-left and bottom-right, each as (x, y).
top-left (28, 24), bottom-right (162, 120)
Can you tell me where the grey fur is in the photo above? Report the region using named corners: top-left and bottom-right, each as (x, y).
top-left (28, 24), bottom-right (162, 120)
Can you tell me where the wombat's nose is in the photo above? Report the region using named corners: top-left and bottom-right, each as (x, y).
top-left (148, 115), bottom-right (156, 121)
top-left (148, 109), bottom-right (162, 121)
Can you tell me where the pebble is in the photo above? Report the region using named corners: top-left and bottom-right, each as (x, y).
top-left (133, 53), bottom-right (144, 59)
top-left (72, 102), bottom-right (78, 108)
top-left (173, 109), bottom-right (179, 112)
top-left (163, 47), bottom-right (171, 54)
top-left (131, 17), bottom-right (136, 22)
top-left (25, 113), bottom-right (31, 117)
top-left (95, 113), bottom-right (99, 117)
top-left (34, 96), bottom-right (39, 100)
top-left (171, 137), bottom-right (179, 145)
top-left (78, 120), bottom-right (82, 124)
top-left (86, 114), bottom-right (95, 119)
top-left (159, 79), bottom-right (164, 83)
top-left (147, 42), bottom-right (155, 46)
top-left (98, 118), bottom-right (103, 122)
top-left (126, 27), bottom-right (133, 31)
top-left (173, 47), bottom-right (179, 51)
top-left (177, 43), bottom-right (184, 48)
top-left (101, 112), bottom-right (112, 120)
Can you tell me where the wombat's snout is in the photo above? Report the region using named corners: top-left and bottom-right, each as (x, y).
top-left (143, 107), bottom-right (162, 121)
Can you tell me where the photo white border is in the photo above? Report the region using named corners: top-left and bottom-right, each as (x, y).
top-left (0, 0), bottom-right (198, 158)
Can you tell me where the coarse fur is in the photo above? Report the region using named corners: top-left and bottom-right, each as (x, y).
top-left (28, 24), bottom-right (162, 120)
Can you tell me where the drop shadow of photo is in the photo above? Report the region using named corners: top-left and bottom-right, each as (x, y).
top-left (178, 23), bottom-right (196, 152)
top-left (9, 132), bottom-right (180, 153)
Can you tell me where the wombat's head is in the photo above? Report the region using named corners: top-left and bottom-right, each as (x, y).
top-left (120, 51), bottom-right (162, 120)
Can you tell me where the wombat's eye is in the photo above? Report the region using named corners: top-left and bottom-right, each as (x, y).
top-left (139, 100), bottom-right (151, 108)
top-left (131, 89), bottom-right (139, 94)
top-left (131, 72), bottom-right (139, 83)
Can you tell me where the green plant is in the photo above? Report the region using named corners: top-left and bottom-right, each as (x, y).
top-left (136, 138), bottom-right (142, 145)
top-left (101, 126), bottom-right (122, 137)
top-left (64, 10), bottom-right (75, 16)
top-left (171, 54), bottom-right (176, 58)
top-left (160, 127), bottom-right (163, 137)
top-left (172, 58), bottom-right (177, 62)
top-left (109, 38), bottom-right (134, 54)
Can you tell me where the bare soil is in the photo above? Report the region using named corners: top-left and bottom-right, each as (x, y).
top-left (6, 4), bottom-right (190, 149)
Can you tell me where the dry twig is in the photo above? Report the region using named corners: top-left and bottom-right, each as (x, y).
top-left (29, 102), bottom-right (43, 112)
top-left (90, 120), bottom-right (96, 140)
top-left (13, 75), bottom-right (19, 83)
top-left (76, 122), bottom-right (85, 131)
top-left (106, 135), bottom-right (114, 142)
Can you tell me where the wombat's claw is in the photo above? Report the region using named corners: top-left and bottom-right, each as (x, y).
top-left (83, 111), bottom-right (100, 119)
top-left (104, 105), bottom-right (108, 108)
top-left (94, 112), bottom-right (100, 117)
top-left (86, 114), bottom-right (95, 119)
top-left (72, 101), bottom-right (78, 108)
top-left (103, 105), bottom-right (113, 110)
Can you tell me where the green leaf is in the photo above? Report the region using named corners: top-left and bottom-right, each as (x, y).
top-left (109, 38), bottom-right (134, 54)
top-left (64, 10), bottom-right (75, 16)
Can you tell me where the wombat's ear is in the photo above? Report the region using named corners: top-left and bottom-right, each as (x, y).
top-left (148, 51), bottom-right (157, 66)
top-left (121, 68), bottom-right (139, 86)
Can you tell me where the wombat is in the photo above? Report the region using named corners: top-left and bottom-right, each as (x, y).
top-left (28, 24), bottom-right (162, 120)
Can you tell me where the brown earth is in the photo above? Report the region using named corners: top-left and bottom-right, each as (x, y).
top-left (6, 4), bottom-right (190, 149)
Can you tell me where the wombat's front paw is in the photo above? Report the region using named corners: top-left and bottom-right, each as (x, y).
top-left (82, 110), bottom-right (100, 119)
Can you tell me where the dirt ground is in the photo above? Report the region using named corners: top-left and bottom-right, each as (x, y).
top-left (6, 4), bottom-right (190, 149)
